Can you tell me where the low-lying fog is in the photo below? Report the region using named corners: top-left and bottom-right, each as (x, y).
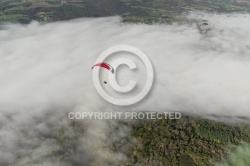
top-left (0, 12), bottom-right (250, 165)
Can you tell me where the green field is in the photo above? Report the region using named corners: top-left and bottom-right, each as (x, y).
top-left (1, 0), bottom-right (250, 24)
top-left (49, 115), bottom-right (250, 166)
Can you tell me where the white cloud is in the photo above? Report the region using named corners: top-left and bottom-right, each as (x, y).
top-left (0, 13), bottom-right (250, 165)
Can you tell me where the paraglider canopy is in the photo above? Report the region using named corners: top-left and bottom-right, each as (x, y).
top-left (92, 62), bottom-right (114, 74)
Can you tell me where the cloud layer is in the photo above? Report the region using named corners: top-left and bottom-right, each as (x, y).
top-left (0, 12), bottom-right (250, 165)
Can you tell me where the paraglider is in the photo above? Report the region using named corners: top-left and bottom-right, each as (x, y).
top-left (92, 62), bottom-right (114, 74)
